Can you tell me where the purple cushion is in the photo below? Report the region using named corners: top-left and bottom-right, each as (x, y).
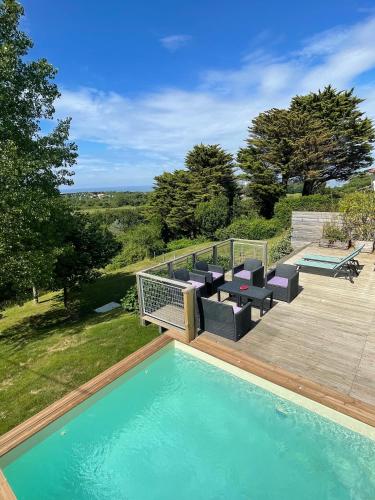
top-left (267, 276), bottom-right (288, 288)
top-left (211, 271), bottom-right (223, 280)
top-left (234, 270), bottom-right (252, 280)
top-left (232, 305), bottom-right (242, 314)
top-left (188, 280), bottom-right (205, 289)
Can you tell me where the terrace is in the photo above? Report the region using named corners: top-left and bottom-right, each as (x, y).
top-left (137, 240), bottom-right (375, 413)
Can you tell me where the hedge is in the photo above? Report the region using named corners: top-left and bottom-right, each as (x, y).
top-left (215, 217), bottom-right (281, 240)
top-left (274, 194), bottom-right (339, 228)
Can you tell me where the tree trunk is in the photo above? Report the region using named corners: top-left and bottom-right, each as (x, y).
top-left (63, 286), bottom-right (68, 308)
top-left (32, 285), bottom-right (39, 304)
top-left (302, 180), bottom-right (315, 196)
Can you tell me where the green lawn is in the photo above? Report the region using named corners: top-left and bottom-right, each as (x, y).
top-left (0, 240), bottom-right (215, 435)
top-left (0, 237), bottom-right (284, 435)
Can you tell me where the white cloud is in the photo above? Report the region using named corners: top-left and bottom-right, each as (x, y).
top-left (55, 16), bottom-right (375, 186)
top-left (159, 34), bottom-right (192, 52)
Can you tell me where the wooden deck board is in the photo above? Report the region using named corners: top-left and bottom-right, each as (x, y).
top-left (198, 245), bottom-right (375, 407)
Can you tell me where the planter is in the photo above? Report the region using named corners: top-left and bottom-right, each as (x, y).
top-left (353, 240), bottom-right (374, 253)
top-left (319, 239), bottom-right (350, 249)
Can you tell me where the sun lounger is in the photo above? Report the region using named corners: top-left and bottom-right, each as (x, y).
top-left (302, 245), bottom-right (364, 266)
top-left (295, 252), bottom-right (360, 281)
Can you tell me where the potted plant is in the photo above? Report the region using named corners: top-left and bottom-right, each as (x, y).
top-left (320, 222), bottom-right (350, 249)
top-left (339, 192), bottom-right (375, 253)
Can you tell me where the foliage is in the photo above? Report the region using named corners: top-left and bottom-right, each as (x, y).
top-left (52, 214), bottom-right (120, 306)
top-left (121, 285), bottom-right (139, 313)
top-left (274, 194), bottom-right (339, 228)
top-left (322, 222), bottom-right (348, 243)
top-left (83, 207), bottom-right (145, 232)
top-left (238, 86), bottom-right (375, 215)
top-left (185, 144), bottom-right (238, 204)
top-left (215, 217), bottom-right (281, 241)
top-left (0, 0), bottom-right (77, 304)
top-left (109, 223), bottom-right (166, 269)
top-left (232, 196), bottom-right (259, 219)
top-left (336, 173), bottom-right (373, 193)
top-left (339, 192), bottom-right (375, 241)
top-left (269, 231), bottom-right (293, 263)
top-left (237, 145), bottom-right (285, 218)
top-left (148, 144), bottom-right (237, 239)
top-left (290, 86), bottom-right (375, 194)
top-left (195, 195), bottom-right (229, 238)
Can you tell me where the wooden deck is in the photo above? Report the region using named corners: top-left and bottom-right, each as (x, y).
top-left (197, 245), bottom-right (375, 407)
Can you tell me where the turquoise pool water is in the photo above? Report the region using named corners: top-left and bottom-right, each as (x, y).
top-left (2, 344), bottom-right (375, 500)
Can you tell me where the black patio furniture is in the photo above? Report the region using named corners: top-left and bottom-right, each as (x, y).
top-left (232, 258), bottom-right (264, 287)
top-left (266, 264), bottom-right (299, 303)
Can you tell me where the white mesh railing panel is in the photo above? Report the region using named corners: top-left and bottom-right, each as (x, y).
top-left (233, 241), bottom-right (267, 268)
top-left (140, 276), bottom-right (186, 329)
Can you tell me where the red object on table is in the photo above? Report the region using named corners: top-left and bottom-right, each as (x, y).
top-left (239, 285), bottom-right (249, 290)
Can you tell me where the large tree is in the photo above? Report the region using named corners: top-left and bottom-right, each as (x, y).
top-left (238, 86), bottom-right (375, 215)
top-left (148, 144), bottom-right (237, 238)
top-left (291, 86), bottom-right (375, 194)
top-left (0, 0), bottom-right (77, 304)
top-left (185, 144), bottom-right (238, 205)
top-left (52, 215), bottom-right (120, 307)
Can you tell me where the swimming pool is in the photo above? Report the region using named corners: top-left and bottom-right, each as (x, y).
top-left (1, 341), bottom-right (375, 499)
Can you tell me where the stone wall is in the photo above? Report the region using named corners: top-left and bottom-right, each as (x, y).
top-left (291, 211), bottom-right (342, 249)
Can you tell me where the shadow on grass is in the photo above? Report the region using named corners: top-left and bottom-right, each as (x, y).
top-left (0, 271), bottom-right (136, 351)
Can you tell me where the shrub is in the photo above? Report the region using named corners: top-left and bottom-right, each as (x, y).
top-left (269, 231), bottom-right (293, 264)
top-left (195, 195), bottom-right (229, 238)
top-left (232, 196), bottom-right (259, 219)
top-left (121, 285), bottom-right (139, 313)
top-left (274, 194), bottom-right (339, 228)
top-left (322, 222), bottom-right (348, 243)
top-left (108, 223), bottom-right (166, 269)
top-left (215, 217), bottom-right (281, 241)
top-left (339, 192), bottom-right (375, 241)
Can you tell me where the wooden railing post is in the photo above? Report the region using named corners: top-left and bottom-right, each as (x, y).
top-left (136, 273), bottom-right (146, 326)
top-left (183, 287), bottom-right (196, 342)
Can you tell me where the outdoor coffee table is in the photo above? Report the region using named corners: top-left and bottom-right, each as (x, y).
top-left (217, 281), bottom-right (273, 317)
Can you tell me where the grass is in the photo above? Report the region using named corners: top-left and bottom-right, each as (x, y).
top-left (0, 236), bottom-right (285, 435)
top-left (0, 239), bottom-right (215, 435)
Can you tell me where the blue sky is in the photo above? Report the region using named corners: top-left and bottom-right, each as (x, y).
top-left (22, 0), bottom-right (375, 189)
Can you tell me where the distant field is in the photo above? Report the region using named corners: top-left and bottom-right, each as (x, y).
top-left (78, 205), bottom-right (145, 214)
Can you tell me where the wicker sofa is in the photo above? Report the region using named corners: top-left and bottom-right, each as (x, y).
top-left (266, 264), bottom-right (299, 303)
top-left (199, 298), bottom-right (252, 341)
top-left (233, 258), bottom-right (264, 287)
top-left (193, 261), bottom-right (225, 294)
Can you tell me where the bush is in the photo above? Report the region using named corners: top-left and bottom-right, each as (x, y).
top-left (232, 196), bottom-right (259, 219)
top-left (85, 207), bottom-right (144, 230)
top-left (215, 217), bottom-right (281, 240)
top-left (339, 192), bottom-right (375, 240)
top-left (322, 222), bottom-right (348, 243)
top-left (269, 232), bottom-right (293, 263)
top-left (195, 195), bottom-right (229, 238)
top-left (274, 194), bottom-right (339, 228)
top-left (121, 285), bottom-right (139, 313)
top-left (108, 223), bottom-right (166, 269)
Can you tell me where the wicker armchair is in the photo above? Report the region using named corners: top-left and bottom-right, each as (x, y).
top-left (199, 298), bottom-right (252, 341)
top-left (173, 268), bottom-right (208, 297)
top-left (266, 264), bottom-right (299, 303)
top-left (233, 258), bottom-right (264, 287)
top-left (193, 261), bottom-right (225, 294)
